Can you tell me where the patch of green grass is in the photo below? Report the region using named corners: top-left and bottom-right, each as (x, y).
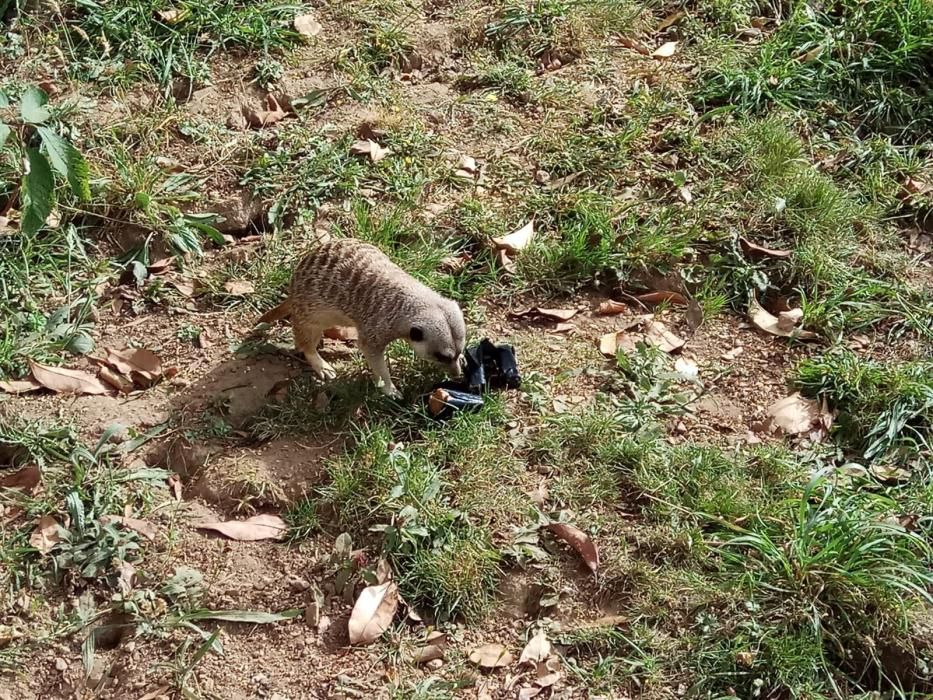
top-left (797, 349), bottom-right (933, 462)
top-left (701, 0), bottom-right (933, 138)
top-left (63, 0), bottom-right (307, 89)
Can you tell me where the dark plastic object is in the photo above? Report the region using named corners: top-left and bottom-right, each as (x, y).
top-left (425, 338), bottom-right (521, 419)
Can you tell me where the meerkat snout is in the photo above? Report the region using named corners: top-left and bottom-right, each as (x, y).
top-left (407, 302), bottom-right (466, 377)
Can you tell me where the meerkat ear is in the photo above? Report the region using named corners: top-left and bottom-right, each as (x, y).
top-left (409, 327), bottom-right (424, 342)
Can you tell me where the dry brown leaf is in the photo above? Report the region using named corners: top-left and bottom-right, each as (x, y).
top-left (765, 393), bottom-right (830, 438)
top-left (245, 95), bottom-right (288, 128)
top-left (97, 366), bottom-right (131, 394)
top-left (599, 330), bottom-right (637, 357)
top-left (350, 139), bottom-right (392, 163)
top-left (616, 36), bottom-right (651, 55)
top-left (749, 297), bottom-right (817, 340)
top-left (636, 290), bottom-right (688, 306)
top-left (293, 13), bottom-right (322, 37)
top-left (195, 514), bottom-right (287, 542)
top-left (652, 41), bottom-right (679, 58)
top-left (167, 473), bottom-right (183, 501)
top-left (29, 515), bottom-right (62, 554)
top-left (0, 378), bottom-right (42, 394)
top-left (116, 560), bottom-right (137, 595)
top-left (519, 631), bottom-right (551, 666)
top-left (97, 347), bottom-right (164, 388)
top-left (519, 689), bottom-right (541, 700)
top-left (797, 44), bottom-right (824, 63)
top-left (492, 220), bottom-right (535, 254)
top-left (224, 280), bottom-right (255, 296)
top-left (348, 581), bottom-right (399, 645)
top-left (597, 299), bottom-right (628, 315)
top-left (657, 9), bottom-right (686, 31)
top-left (324, 326), bottom-right (359, 341)
top-left (903, 176), bottom-right (933, 197)
top-left (739, 237), bottom-right (792, 259)
top-left (0, 464), bottom-right (40, 492)
top-left (644, 320), bottom-right (685, 353)
top-left (157, 9), bottom-right (184, 23)
top-left (101, 515), bottom-right (157, 541)
top-left (29, 361), bottom-right (109, 395)
top-left (536, 308), bottom-right (578, 322)
top-left (469, 643), bottom-right (514, 669)
top-left (545, 523), bottom-right (599, 573)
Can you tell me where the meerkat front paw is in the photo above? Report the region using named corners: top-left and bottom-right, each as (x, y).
top-left (305, 353), bottom-right (337, 380)
top-left (380, 382), bottom-right (402, 400)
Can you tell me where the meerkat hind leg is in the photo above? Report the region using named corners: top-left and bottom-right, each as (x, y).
top-left (360, 343), bottom-right (401, 399)
top-left (294, 322), bottom-right (336, 380)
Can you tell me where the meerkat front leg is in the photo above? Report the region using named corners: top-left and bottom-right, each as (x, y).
top-left (294, 322), bottom-right (337, 380)
top-left (359, 342), bottom-right (401, 399)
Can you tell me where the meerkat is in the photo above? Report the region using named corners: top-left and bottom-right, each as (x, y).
top-left (257, 238), bottom-right (466, 398)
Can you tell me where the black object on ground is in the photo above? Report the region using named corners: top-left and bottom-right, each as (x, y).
top-left (425, 338), bottom-right (521, 419)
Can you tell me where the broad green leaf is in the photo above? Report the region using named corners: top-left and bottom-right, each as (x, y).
top-left (37, 126), bottom-right (91, 201)
top-left (19, 86), bottom-right (50, 124)
top-left (20, 149), bottom-right (55, 236)
top-left (0, 122), bottom-right (10, 151)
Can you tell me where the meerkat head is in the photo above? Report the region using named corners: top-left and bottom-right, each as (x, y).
top-left (407, 301), bottom-right (466, 377)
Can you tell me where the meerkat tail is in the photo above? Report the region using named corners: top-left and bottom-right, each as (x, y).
top-left (257, 299), bottom-right (292, 325)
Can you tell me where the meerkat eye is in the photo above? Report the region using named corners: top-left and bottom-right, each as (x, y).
top-left (409, 327), bottom-right (424, 342)
top-left (434, 352), bottom-right (452, 363)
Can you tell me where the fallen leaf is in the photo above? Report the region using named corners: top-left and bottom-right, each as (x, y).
top-left (350, 139), bottom-right (392, 163)
top-left (492, 220), bottom-right (535, 254)
top-left (101, 515), bottom-right (157, 541)
top-left (167, 473), bottom-right (183, 501)
top-left (536, 308), bottom-right (578, 322)
top-left (324, 326), bottom-right (358, 341)
top-left (635, 290), bottom-right (688, 306)
top-left (469, 643), bottom-right (514, 669)
top-left (456, 155), bottom-right (478, 176)
top-left (599, 330), bottom-right (636, 357)
top-left (96, 347), bottom-right (164, 388)
top-left (245, 95), bottom-right (288, 128)
top-left (545, 522), bottom-right (599, 573)
top-left (616, 36), bottom-right (651, 55)
top-left (869, 463), bottom-right (912, 482)
top-left (224, 280), bottom-right (255, 296)
top-left (293, 13), bottom-right (322, 37)
top-left (0, 464), bottom-right (40, 491)
top-left (519, 688), bottom-right (542, 700)
top-left (674, 357), bottom-right (699, 380)
top-left (657, 9), bottom-right (686, 31)
top-left (348, 581), bottom-right (399, 645)
top-left (797, 44), bottom-right (824, 63)
top-left (739, 237), bottom-right (792, 259)
top-left (678, 185), bottom-right (693, 203)
top-left (519, 631), bottom-right (551, 665)
top-left (29, 515), bottom-right (62, 554)
top-left (116, 560), bottom-right (136, 595)
top-left (195, 514), bottom-right (287, 542)
top-left (412, 643), bottom-right (445, 664)
top-left (765, 393), bottom-right (827, 437)
top-left (0, 378), bottom-right (42, 394)
top-left (29, 361), bottom-right (109, 395)
top-left (652, 41), bottom-right (679, 58)
top-left (553, 322), bottom-right (575, 333)
top-left (644, 320), bottom-right (685, 353)
top-left (749, 297), bottom-right (817, 340)
top-left (597, 299), bottom-right (628, 315)
top-left (156, 8), bottom-right (186, 24)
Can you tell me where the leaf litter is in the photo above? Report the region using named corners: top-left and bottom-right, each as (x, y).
top-left (469, 643), bottom-right (513, 668)
top-left (195, 514), bottom-right (288, 542)
top-left (544, 522), bottom-right (599, 573)
top-left (348, 581), bottom-right (399, 645)
top-left (29, 361), bottom-right (109, 395)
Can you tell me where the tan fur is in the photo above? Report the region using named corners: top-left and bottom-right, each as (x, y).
top-left (258, 238), bottom-right (466, 397)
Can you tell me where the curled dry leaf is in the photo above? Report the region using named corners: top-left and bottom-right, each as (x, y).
top-left (101, 515), bottom-right (157, 541)
top-left (544, 522), bottom-right (599, 573)
top-left (492, 220), bottom-right (535, 254)
top-left (29, 361), bottom-right (109, 396)
top-left (597, 299), bottom-right (628, 315)
top-left (224, 280), bottom-right (255, 296)
top-left (350, 139), bottom-right (392, 163)
top-left (195, 513), bottom-right (287, 542)
top-left (536, 308), bottom-right (578, 322)
top-left (293, 13), bottom-right (322, 37)
top-left (652, 41), bottom-right (679, 58)
top-left (616, 35), bottom-right (651, 55)
top-left (348, 581), bottom-right (399, 645)
top-left (644, 320), bottom-right (685, 353)
top-left (469, 643), bottom-right (514, 669)
top-left (657, 9), bottom-right (686, 31)
top-left (519, 689), bottom-right (541, 700)
top-left (739, 237), bottom-right (792, 259)
top-left (519, 630), bottom-right (551, 666)
top-left (598, 316), bottom-right (684, 356)
top-left (0, 464), bottom-right (40, 492)
top-left (245, 95), bottom-right (288, 128)
top-left (167, 473), bottom-right (183, 501)
top-left (765, 393), bottom-right (832, 438)
top-left (95, 347), bottom-right (164, 389)
top-left (636, 290), bottom-right (688, 306)
top-left (0, 378), bottom-right (42, 394)
top-left (749, 297), bottom-right (817, 340)
top-left (29, 515), bottom-right (62, 554)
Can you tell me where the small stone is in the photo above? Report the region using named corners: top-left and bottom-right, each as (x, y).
top-left (534, 169), bottom-right (550, 184)
top-left (55, 657), bottom-right (67, 672)
top-left (426, 658), bottom-right (444, 670)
